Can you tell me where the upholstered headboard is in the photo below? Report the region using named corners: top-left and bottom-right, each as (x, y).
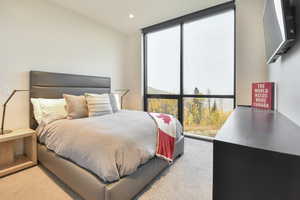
top-left (29, 71), bottom-right (111, 129)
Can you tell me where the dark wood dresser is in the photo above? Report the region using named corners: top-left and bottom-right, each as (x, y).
top-left (213, 107), bottom-right (300, 200)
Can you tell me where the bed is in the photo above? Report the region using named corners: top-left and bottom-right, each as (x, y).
top-left (29, 71), bottom-right (184, 200)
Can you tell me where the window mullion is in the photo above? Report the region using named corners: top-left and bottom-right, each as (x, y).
top-left (143, 33), bottom-right (148, 111)
top-left (179, 23), bottom-right (184, 124)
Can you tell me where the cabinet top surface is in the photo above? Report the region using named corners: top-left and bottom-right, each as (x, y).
top-left (215, 107), bottom-right (300, 156)
top-left (0, 129), bottom-right (36, 142)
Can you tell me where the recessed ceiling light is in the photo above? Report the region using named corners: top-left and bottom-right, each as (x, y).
top-left (129, 14), bottom-right (135, 19)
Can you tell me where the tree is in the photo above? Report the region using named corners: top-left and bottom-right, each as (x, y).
top-left (190, 87), bottom-right (204, 124)
top-left (207, 88), bottom-right (211, 113)
top-left (212, 100), bottom-right (217, 112)
top-left (194, 87), bottom-right (200, 95)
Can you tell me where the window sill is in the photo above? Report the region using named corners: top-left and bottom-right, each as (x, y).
top-left (184, 132), bottom-right (214, 142)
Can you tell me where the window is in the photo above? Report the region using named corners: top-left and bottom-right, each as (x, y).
top-left (183, 10), bottom-right (234, 95)
top-left (147, 26), bottom-right (181, 94)
top-left (143, 2), bottom-right (235, 138)
top-left (148, 98), bottom-right (178, 118)
top-left (184, 98), bottom-right (234, 137)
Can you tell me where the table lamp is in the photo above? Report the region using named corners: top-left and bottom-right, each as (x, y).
top-left (1, 90), bottom-right (29, 135)
top-left (114, 89), bottom-right (130, 109)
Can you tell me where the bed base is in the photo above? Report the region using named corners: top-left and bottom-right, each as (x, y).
top-left (38, 136), bottom-right (184, 200)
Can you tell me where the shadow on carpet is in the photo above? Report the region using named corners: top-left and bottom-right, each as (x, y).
top-left (136, 138), bottom-right (213, 200)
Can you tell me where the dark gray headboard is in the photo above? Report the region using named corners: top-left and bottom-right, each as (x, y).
top-left (30, 71), bottom-right (111, 129)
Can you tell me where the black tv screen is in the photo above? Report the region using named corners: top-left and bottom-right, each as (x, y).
top-left (263, 0), bottom-right (296, 64)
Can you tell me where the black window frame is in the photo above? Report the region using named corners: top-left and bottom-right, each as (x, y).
top-left (142, 1), bottom-right (236, 136)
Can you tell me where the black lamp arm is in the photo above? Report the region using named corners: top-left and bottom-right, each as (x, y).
top-left (1, 104), bottom-right (7, 134)
top-left (120, 89), bottom-right (130, 99)
top-left (1, 90), bottom-right (29, 134)
top-left (114, 89), bottom-right (130, 109)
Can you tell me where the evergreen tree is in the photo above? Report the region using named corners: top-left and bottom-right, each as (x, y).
top-left (207, 88), bottom-right (211, 113)
top-left (192, 87), bottom-right (204, 124)
top-left (212, 100), bottom-right (217, 112)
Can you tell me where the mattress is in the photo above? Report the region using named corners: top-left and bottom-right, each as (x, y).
top-left (38, 110), bottom-right (183, 183)
top-left (38, 135), bottom-right (184, 200)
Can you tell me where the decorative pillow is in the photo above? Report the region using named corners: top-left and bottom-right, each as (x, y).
top-left (63, 94), bottom-right (88, 119)
top-left (31, 98), bottom-right (43, 124)
top-left (85, 93), bottom-right (113, 117)
top-left (31, 98), bottom-right (67, 124)
top-left (109, 93), bottom-right (121, 113)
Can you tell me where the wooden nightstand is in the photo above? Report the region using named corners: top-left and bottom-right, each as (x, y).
top-left (0, 129), bottom-right (37, 177)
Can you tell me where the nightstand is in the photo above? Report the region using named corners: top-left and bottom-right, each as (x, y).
top-left (0, 129), bottom-right (37, 177)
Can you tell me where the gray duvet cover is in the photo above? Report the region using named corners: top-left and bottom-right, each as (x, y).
top-left (37, 110), bottom-right (182, 183)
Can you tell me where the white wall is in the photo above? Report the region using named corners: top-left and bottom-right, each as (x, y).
top-left (269, 0), bottom-right (300, 126)
top-left (236, 0), bottom-right (267, 106)
top-left (123, 33), bottom-right (143, 110)
top-left (0, 0), bottom-right (127, 130)
top-left (123, 0), bottom-right (268, 110)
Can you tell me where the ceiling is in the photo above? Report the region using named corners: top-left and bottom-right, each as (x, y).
top-left (48, 0), bottom-right (230, 35)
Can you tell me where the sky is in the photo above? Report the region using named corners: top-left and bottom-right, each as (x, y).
top-left (147, 10), bottom-right (234, 96)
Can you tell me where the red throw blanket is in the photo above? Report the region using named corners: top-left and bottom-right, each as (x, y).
top-left (149, 113), bottom-right (177, 162)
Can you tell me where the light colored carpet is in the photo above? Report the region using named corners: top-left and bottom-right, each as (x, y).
top-left (0, 165), bottom-right (81, 200)
top-left (0, 138), bottom-right (213, 200)
top-left (136, 138), bottom-right (213, 200)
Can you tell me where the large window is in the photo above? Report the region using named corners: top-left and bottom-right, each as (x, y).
top-left (147, 26), bottom-right (181, 94)
top-left (143, 2), bottom-right (235, 138)
top-left (183, 11), bottom-right (234, 95)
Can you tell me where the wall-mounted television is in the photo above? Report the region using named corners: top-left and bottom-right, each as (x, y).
top-left (263, 0), bottom-right (296, 64)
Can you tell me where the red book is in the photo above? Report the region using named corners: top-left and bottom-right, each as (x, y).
top-left (252, 82), bottom-right (275, 110)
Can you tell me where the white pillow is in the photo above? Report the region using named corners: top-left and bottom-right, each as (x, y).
top-left (31, 98), bottom-right (42, 124)
top-left (31, 98), bottom-right (67, 124)
top-left (109, 93), bottom-right (121, 112)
